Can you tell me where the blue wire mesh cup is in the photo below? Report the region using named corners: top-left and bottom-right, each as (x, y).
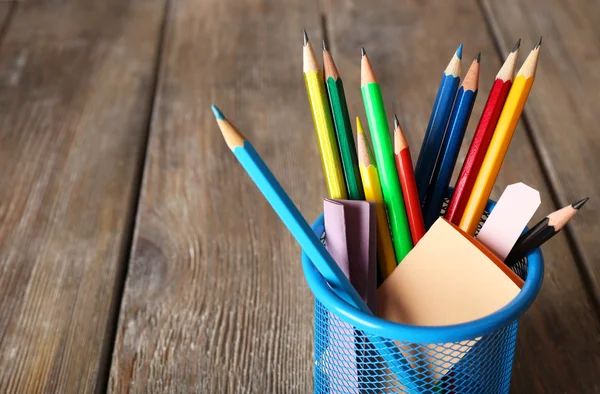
top-left (301, 199), bottom-right (544, 393)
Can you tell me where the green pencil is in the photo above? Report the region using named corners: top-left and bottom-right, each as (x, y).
top-left (360, 48), bottom-right (412, 262)
top-left (322, 41), bottom-right (364, 200)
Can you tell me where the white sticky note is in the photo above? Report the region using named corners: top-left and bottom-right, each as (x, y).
top-left (477, 183), bottom-right (541, 260)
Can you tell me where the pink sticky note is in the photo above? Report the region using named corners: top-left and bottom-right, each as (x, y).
top-left (477, 183), bottom-right (541, 260)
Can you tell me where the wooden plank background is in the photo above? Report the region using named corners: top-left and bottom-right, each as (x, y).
top-left (108, 0), bottom-right (322, 392)
top-left (0, 0), bottom-right (597, 392)
top-left (0, 1), bottom-right (166, 392)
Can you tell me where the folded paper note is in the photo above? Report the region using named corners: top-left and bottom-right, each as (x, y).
top-left (377, 217), bottom-right (523, 381)
top-left (378, 217), bottom-right (522, 326)
top-left (324, 200), bottom-right (350, 278)
top-left (477, 182), bottom-right (541, 260)
top-left (324, 198), bottom-right (377, 312)
top-left (323, 199), bottom-right (378, 392)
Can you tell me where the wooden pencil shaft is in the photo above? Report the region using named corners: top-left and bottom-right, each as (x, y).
top-left (446, 79), bottom-right (512, 224)
top-left (361, 82), bottom-right (413, 260)
top-left (415, 73), bottom-right (461, 204)
top-left (326, 76), bottom-right (365, 200)
top-left (505, 218), bottom-right (553, 265)
top-left (424, 85), bottom-right (478, 229)
top-left (304, 70), bottom-right (347, 199)
top-left (395, 147), bottom-right (425, 244)
top-left (357, 118), bottom-right (397, 276)
top-left (214, 105), bottom-right (421, 387)
top-left (212, 108), bottom-right (366, 310)
top-left (239, 131), bottom-right (418, 384)
top-left (459, 73), bottom-right (535, 235)
top-left (506, 200), bottom-right (584, 265)
top-left (360, 164), bottom-right (398, 278)
top-left (233, 141), bottom-right (368, 312)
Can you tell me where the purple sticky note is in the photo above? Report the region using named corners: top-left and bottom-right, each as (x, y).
top-left (324, 199), bottom-right (350, 278)
top-left (323, 199), bottom-right (356, 393)
top-left (324, 199), bottom-right (377, 313)
top-left (323, 199), bottom-right (378, 392)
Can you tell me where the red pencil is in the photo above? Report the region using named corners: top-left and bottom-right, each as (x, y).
top-left (445, 39), bottom-right (521, 225)
top-left (393, 115), bottom-right (425, 244)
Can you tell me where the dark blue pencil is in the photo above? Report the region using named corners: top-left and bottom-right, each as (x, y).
top-left (415, 45), bottom-right (462, 206)
top-left (423, 54), bottom-right (480, 229)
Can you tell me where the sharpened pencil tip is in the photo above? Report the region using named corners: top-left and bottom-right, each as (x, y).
top-left (456, 44), bottom-right (463, 59)
top-left (303, 29), bottom-right (309, 46)
top-left (361, 47), bottom-right (366, 57)
top-left (322, 39), bottom-right (328, 51)
top-left (393, 114), bottom-right (400, 130)
top-left (512, 38), bottom-right (521, 52)
top-left (535, 36), bottom-right (542, 49)
top-left (475, 52), bottom-right (481, 63)
top-left (211, 105), bottom-right (226, 121)
top-left (572, 197), bottom-right (589, 210)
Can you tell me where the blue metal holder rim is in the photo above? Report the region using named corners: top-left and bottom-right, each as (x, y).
top-left (301, 200), bottom-right (544, 344)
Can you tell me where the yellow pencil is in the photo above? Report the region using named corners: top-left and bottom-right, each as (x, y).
top-left (356, 117), bottom-right (397, 279)
top-left (460, 39), bottom-right (542, 235)
top-left (303, 31), bottom-right (347, 199)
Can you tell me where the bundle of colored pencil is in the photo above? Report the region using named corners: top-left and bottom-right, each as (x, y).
top-left (210, 30), bottom-right (590, 394)
top-left (299, 30), bottom-right (567, 278)
top-left (214, 30), bottom-right (587, 289)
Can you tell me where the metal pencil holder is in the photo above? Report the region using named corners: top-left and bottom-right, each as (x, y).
top-left (301, 199), bottom-right (544, 393)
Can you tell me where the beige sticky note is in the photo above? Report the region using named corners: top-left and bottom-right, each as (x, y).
top-left (378, 217), bottom-right (521, 327)
top-left (378, 218), bottom-right (523, 384)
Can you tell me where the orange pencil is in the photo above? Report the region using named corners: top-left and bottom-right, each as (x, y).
top-left (393, 115), bottom-right (425, 244)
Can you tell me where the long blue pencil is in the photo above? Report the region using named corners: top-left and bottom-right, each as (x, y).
top-left (212, 105), bottom-right (420, 392)
top-left (415, 45), bottom-right (462, 206)
top-left (423, 54), bottom-right (480, 229)
top-left (212, 105), bottom-right (365, 311)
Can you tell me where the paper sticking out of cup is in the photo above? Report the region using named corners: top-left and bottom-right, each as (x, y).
top-left (322, 198), bottom-right (378, 393)
top-left (324, 198), bottom-right (377, 312)
top-left (377, 217), bottom-right (523, 380)
top-left (476, 182), bottom-right (541, 260)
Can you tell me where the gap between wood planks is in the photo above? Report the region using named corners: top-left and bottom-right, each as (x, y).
top-left (0, 2), bottom-right (16, 45)
top-left (477, 0), bottom-right (600, 320)
top-left (94, 1), bottom-right (173, 392)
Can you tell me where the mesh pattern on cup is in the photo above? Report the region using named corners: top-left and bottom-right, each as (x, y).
top-left (313, 202), bottom-right (527, 393)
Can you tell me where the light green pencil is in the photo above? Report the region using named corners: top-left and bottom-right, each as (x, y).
top-left (360, 48), bottom-right (412, 262)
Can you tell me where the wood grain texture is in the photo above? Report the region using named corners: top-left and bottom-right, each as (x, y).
top-left (108, 0), bottom-right (325, 392)
top-left (0, 1), bottom-right (165, 392)
top-left (481, 0), bottom-right (600, 316)
top-left (322, 0), bottom-right (600, 392)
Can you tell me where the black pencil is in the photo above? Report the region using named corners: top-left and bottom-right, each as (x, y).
top-left (505, 197), bottom-right (589, 266)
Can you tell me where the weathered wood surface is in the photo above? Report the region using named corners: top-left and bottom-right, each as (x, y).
top-left (0, 1), bottom-right (165, 392)
top-left (482, 0), bottom-right (600, 308)
top-left (0, 0), bottom-right (597, 392)
top-left (108, 0), bottom-right (324, 392)
top-left (323, 0), bottom-right (600, 392)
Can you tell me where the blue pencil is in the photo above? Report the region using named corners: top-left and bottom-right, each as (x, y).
top-left (212, 105), bottom-right (420, 392)
top-left (211, 105), bottom-right (367, 312)
top-left (423, 54), bottom-right (480, 229)
top-left (415, 44), bottom-right (462, 206)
